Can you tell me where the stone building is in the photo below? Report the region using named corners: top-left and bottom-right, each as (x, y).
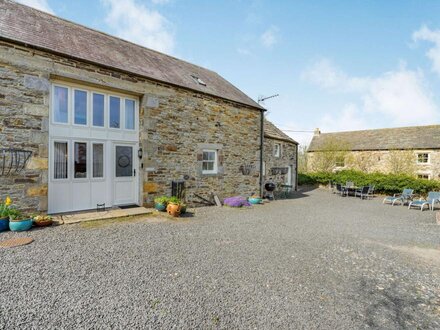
top-left (0, 1), bottom-right (267, 213)
top-left (263, 119), bottom-right (298, 190)
top-left (308, 125), bottom-right (440, 180)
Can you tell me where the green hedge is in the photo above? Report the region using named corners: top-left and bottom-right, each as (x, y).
top-left (299, 170), bottom-right (440, 195)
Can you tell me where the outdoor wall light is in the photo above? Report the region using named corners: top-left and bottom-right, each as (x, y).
top-left (138, 148), bottom-right (143, 159)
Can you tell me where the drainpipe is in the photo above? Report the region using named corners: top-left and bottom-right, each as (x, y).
top-left (295, 143), bottom-right (298, 191)
top-left (259, 109), bottom-right (266, 197)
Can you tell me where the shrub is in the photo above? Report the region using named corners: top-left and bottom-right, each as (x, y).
top-left (154, 196), bottom-right (169, 205)
top-left (223, 196), bottom-right (251, 207)
top-left (168, 196), bottom-right (181, 205)
top-left (299, 170), bottom-right (440, 195)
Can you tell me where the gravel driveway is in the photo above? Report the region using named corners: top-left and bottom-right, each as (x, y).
top-left (1, 187), bottom-right (439, 329)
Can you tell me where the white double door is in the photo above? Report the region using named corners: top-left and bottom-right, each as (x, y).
top-left (49, 140), bottom-right (139, 213)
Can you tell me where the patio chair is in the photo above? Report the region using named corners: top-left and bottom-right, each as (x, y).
top-left (355, 186), bottom-right (370, 199)
top-left (346, 181), bottom-right (355, 188)
top-left (368, 184), bottom-right (375, 197)
top-left (335, 183), bottom-right (347, 197)
top-left (408, 192), bottom-right (440, 211)
top-left (383, 189), bottom-right (414, 206)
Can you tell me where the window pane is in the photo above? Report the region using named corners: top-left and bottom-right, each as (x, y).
top-left (74, 90), bottom-right (87, 125)
top-left (54, 86), bottom-right (68, 123)
top-left (116, 146), bottom-right (133, 177)
top-left (93, 144), bottom-right (104, 178)
top-left (54, 142), bottom-right (68, 179)
top-left (74, 142), bottom-right (87, 178)
top-left (109, 96), bottom-right (120, 128)
top-left (125, 99), bottom-right (135, 130)
top-left (93, 93), bottom-right (105, 127)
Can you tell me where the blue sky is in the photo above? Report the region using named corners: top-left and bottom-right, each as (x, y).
top-left (18, 0), bottom-right (440, 145)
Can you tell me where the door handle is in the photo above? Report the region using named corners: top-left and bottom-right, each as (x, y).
top-left (133, 169), bottom-right (136, 177)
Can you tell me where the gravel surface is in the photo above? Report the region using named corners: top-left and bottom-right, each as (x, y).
top-left (0, 187), bottom-right (439, 329)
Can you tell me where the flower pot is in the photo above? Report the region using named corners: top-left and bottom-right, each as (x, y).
top-left (155, 203), bottom-right (167, 212)
top-left (9, 218), bottom-right (33, 232)
top-left (180, 204), bottom-right (187, 214)
top-left (0, 217), bottom-right (9, 232)
top-left (34, 220), bottom-right (53, 227)
top-left (248, 197), bottom-right (262, 205)
top-left (166, 203), bottom-right (181, 217)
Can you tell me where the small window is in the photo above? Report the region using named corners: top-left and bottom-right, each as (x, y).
top-left (417, 153), bottom-right (429, 164)
top-left (417, 174), bottom-right (430, 180)
top-left (74, 90), bottom-right (87, 125)
top-left (335, 156), bottom-right (345, 167)
top-left (191, 75), bottom-right (206, 86)
top-left (53, 86), bottom-right (69, 123)
top-left (92, 143), bottom-right (104, 178)
top-left (202, 150), bottom-right (217, 174)
top-left (109, 96), bottom-right (120, 128)
top-left (74, 142), bottom-right (87, 179)
top-left (115, 146), bottom-right (133, 177)
top-left (274, 143), bottom-right (281, 157)
top-left (93, 93), bottom-right (105, 127)
top-left (54, 142), bottom-right (68, 179)
top-left (125, 99), bottom-right (135, 130)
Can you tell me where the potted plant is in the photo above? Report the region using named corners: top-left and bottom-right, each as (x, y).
top-left (33, 214), bottom-right (53, 227)
top-left (154, 196), bottom-right (169, 212)
top-left (179, 189), bottom-right (187, 214)
top-left (166, 196), bottom-right (181, 217)
top-left (248, 195), bottom-right (263, 205)
top-left (0, 196), bottom-right (12, 232)
top-left (9, 209), bottom-right (33, 232)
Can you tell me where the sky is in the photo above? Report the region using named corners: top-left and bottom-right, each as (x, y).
top-left (16, 0), bottom-right (440, 146)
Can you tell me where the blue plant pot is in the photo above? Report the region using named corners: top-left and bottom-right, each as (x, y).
top-left (9, 218), bottom-right (33, 232)
top-left (0, 217), bottom-right (9, 232)
top-left (248, 197), bottom-right (262, 205)
top-left (155, 203), bottom-right (167, 212)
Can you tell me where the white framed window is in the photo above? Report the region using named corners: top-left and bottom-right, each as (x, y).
top-left (73, 142), bottom-right (88, 179)
top-left (92, 143), bottom-right (104, 178)
top-left (417, 153), bottom-right (429, 164)
top-left (92, 93), bottom-right (105, 127)
top-left (53, 141), bottom-right (68, 179)
top-left (53, 85), bottom-right (69, 124)
top-left (73, 89), bottom-right (88, 125)
top-left (417, 173), bottom-right (430, 180)
top-left (109, 96), bottom-right (121, 129)
top-left (274, 143), bottom-right (281, 157)
top-left (202, 150), bottom-right (218, 174)
top-left (125, 99), bottom-right (136, 130)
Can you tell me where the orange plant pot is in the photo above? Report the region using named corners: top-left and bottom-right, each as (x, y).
top-left (167, 203), bottom-right (181, 217)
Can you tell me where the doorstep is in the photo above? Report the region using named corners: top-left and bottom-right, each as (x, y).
top-left (54, 207), bottom-right (154, 225)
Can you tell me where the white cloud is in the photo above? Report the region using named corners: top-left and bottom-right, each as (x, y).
top-left (151, 0), bottom-right (170, 4)
top-left (261, 26), bottom-right (279, 48)
top-left (413, 25), bottom-right (440, 76)
top-left (101, 0), bottom-right (174, 54)
top-left (302, 59), bottom-right (439, 131)
top-left (15, 0), bottom-right (54, 14)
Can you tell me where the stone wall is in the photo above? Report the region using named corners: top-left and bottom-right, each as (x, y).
top-left (263, 137), bottom-right (297, 188)
top-left (0, 40), bottom-right (262, 211)
top-left (307, 149), bottom-right (440, 180)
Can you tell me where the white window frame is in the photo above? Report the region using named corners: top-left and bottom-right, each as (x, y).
top-left (52, 84), bottom-right (70, 125)
top-left (124, 98), bottom-right (136, 130)
top-left (274, 143), bottom-right (281, 158)
top-left (72, 88), bottom-right (89, 126)
top-left (92, 92), bottom-right (106, 129)
top-left (91, 142), bottom-right (105, 180)
top-left (52, 140), bottom-right (70, 181)
top-left (202, 149), bottom-right (218, 174)
top-left (72, 140), bottom-right (89, 181)
top-left (417, 173), bottom-right (431, 180)
top-left (108, 95), bottom-right (122, 130)
top-left (416, 153), bottom-right (430, 164)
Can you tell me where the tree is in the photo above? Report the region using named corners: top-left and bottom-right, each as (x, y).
top-left (387, 150), bottom-right (416, 175)
top-left (297, 145), bottom-right (308, 173)
top-left (309, 138), bottom-right (351, 173)
top-left (346, 152), bottom-right (376, 173)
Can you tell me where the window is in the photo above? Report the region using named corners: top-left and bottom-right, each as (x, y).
top-left (418, 174), bottom-right (430, 180)
top-left (115, 146), bottom-right (133, 177)
top-left (53, 86), bottom-right (68, 123)
top-left (274, 143), bottom-right (281, 157)
top-left (417, 153), bottom-right (429, 164)
top-left (54, 142), bottom-right (68, 179)
top-left (93, 93), bottom-right (105, 127)
top-left (125, 99), bottom-right (135, 130)
top-left (202, 150), bottom-right (217, 174)
top-left (109, 96), bottom-right (121, 128)
top-left (191, 75), bottom-right (206, 86)
top-left (74, 90), bottom-right (87, 125)
top-left (92, 144), bottom-right (104, 178)
top-left (335, 156), bottom-right (345, 167)
top-left (74, 142), bottom-right (87, 179)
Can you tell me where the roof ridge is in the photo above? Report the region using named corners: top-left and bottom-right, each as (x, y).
top-left (318, 124), bottom-right (440, 135)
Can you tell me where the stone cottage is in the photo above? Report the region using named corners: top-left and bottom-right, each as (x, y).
top-left (308, 125), bottom-right (440, 179)
top-left (0, 0), bottom-right (266, 213)
top-left (263, 119), bottom-right (298, 191)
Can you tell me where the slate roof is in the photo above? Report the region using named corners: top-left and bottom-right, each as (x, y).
top-left (308, 125), bottom-right (440, 151)
top-left (0, 0), bottom-right (263, 110)
top-left (264, 119), bottom-right (298, 144)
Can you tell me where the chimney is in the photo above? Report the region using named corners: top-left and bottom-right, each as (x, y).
top-left (314, 128), bottom-right (321, 136)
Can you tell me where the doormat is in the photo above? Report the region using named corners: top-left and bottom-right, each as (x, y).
top-left (0, 237), bottom-right (33, 248)
top-left (118, 204), bottom-right (139, 210)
